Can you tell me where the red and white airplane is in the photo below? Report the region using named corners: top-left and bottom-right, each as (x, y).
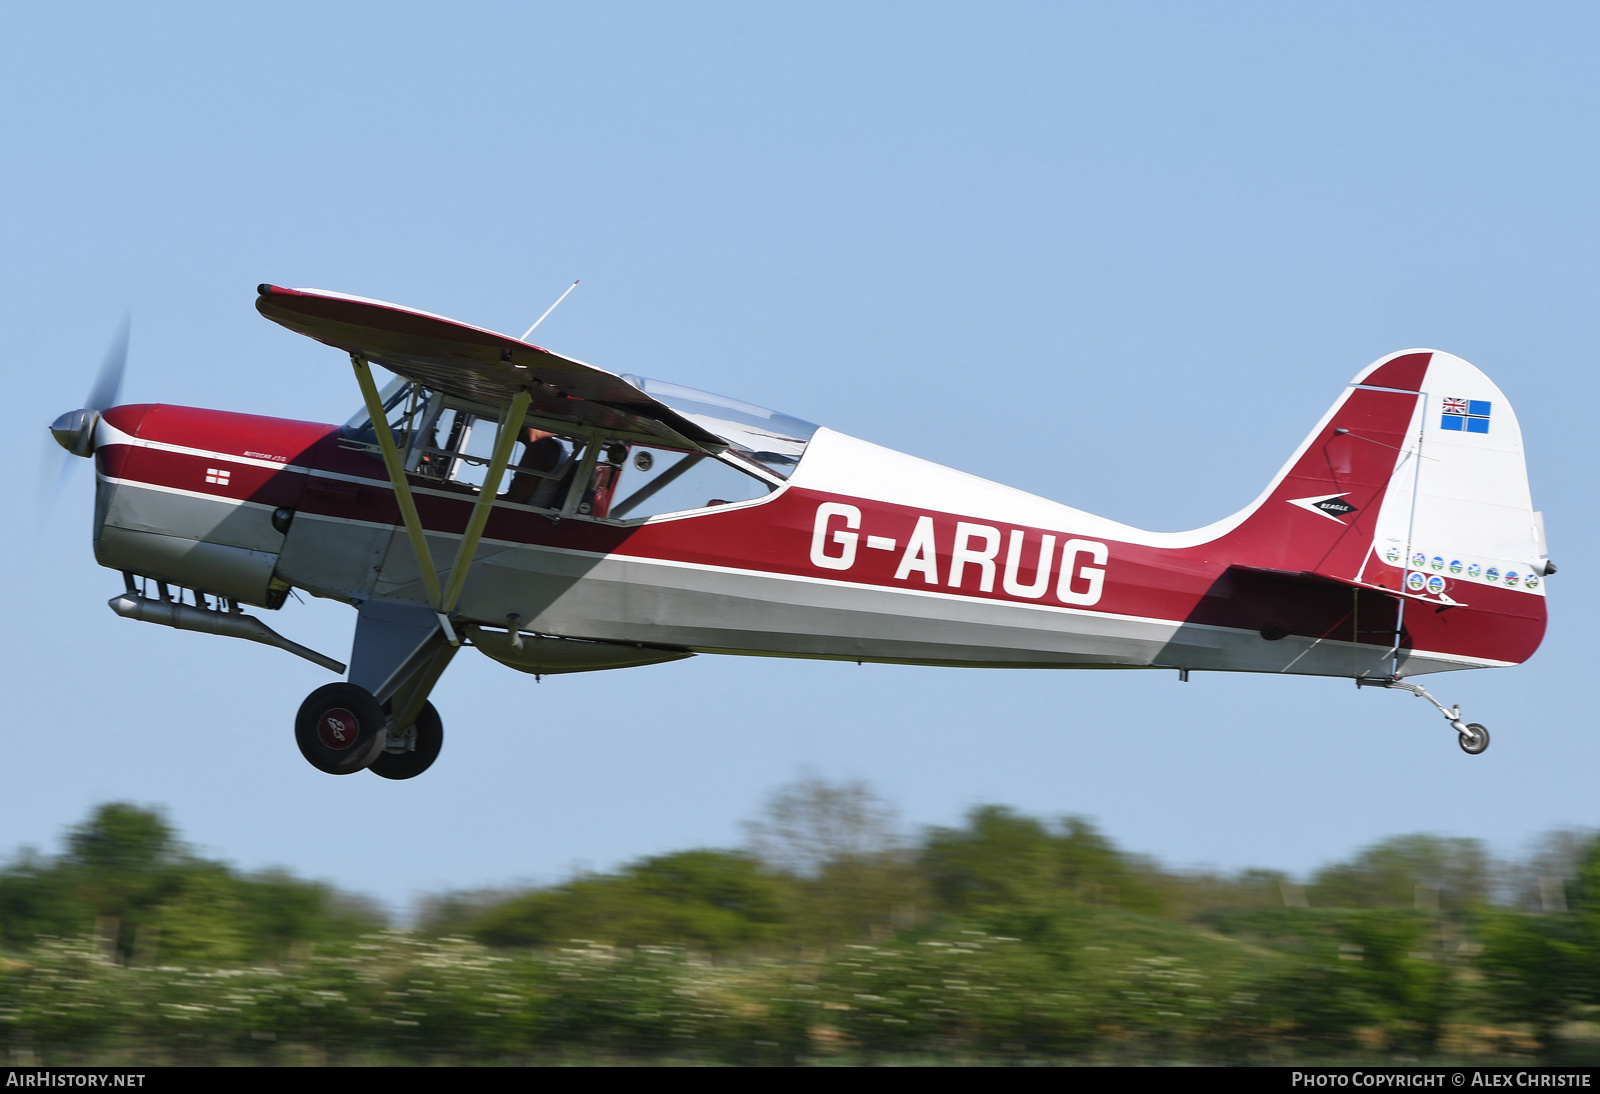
top-left (50, 286), bottom-right (1550, 777)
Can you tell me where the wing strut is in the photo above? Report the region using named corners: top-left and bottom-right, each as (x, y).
top-left (439, 388), bottom-right (531, 621)
top-left (350, 353), bottom-right (531, 646)
top-left (352, 354), bottom-right (443, 608)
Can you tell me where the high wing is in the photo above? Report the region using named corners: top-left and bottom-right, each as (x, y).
top-left (254, 284), bottom-right (724, 451)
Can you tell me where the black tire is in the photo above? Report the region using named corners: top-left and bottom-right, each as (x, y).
top-left (1459, 723), bottom-right (1490, 756)
top-left (370, 701), bottom-right (443, 781)
top-left (295, 683), bottom-right (388, 774)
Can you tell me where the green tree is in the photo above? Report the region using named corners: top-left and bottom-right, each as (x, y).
top-left (0, 803), bottom-right (382, 964)
top-left (921, 806), bottom-right (1164, 921)
top-left (1478, 910), bottom-right (1588, 1051)
top-left (35, 803), bottom-right (187, 960)
top-left (1479, 833), bottom-right (1600, 1053)
top-left (0, 847), bottom-right (91, 949)
top-left (465, 850), bottom-right (790, 953)
top-left (1252, 911), bottom-right (1454, 1053)
top-left (1308, 834), bottom-right (1491, 912)
top-left (745, 777), bottom-right (925, 945)
top-left (921, 806), bottom-right (1062, 914)
top-left (66, 802), bottom-right (180, 874)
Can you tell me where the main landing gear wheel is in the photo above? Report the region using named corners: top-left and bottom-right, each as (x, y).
top-left (1458, 723), bottom-right (1490, 756)
top-left (370, 700), bottom-right (443, 781)
top-left (295, 682), bottom-right (388, 774)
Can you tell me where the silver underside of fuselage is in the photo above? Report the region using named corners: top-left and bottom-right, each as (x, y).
top-left (99, 478), bottom-right (1498, 678)
top-left (363, 512), bottom-right (1487, 679)
top-left (95, 476), bottom-right (286, 606)
top-left (457, 539), bottom-right (1480, 677)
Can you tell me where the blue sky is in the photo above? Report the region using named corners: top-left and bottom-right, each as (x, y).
top-left (4, 3), bottom-right (1597, 911)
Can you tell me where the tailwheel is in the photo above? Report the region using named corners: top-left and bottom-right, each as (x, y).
top-left (370, 700), bottom-right (443, 781)
top-left (295, 682), bottom-right (388, 774)
top-left (1358, 677), bottom-right (1494, 758)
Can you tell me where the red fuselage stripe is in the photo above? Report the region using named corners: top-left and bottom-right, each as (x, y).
top-left (96, 402), bottom-right (1547, 665)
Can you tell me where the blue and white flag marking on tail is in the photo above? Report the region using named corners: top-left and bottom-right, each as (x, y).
top-left (1441, 397), bottom-right (1491, 433)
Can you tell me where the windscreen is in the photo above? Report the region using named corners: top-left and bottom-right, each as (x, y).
top-left (620, 376), bottom-right (818, 479)
top-left (342, 375), bottom-right (413, 442)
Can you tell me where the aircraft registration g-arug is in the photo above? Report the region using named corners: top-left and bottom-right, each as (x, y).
top-left (49, 285), bottom-right (1550, 777)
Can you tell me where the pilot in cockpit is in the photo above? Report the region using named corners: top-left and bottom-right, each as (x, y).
top-left (505, 427), bottom-right (570, 507)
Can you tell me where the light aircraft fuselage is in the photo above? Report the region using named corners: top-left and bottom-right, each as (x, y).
top-left (55, 287), bottom-right (1548, 775)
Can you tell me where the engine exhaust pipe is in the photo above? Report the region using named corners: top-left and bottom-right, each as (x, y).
top-left (109, 593), bottom-right (346, 674)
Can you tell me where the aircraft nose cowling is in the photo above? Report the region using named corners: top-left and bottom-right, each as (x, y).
top-left (50, 408), bottom-right (99, 456)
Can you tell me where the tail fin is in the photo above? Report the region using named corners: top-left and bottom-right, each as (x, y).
top-left (1215, 350), bottom-right (1547, 667)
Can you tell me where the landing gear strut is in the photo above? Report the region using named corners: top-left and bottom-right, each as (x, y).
top-left (310, 602), bottom-right (457, 779)
top-left (370, 700), bottom-right (444, 781)
top-left (1357, 677), bottom-right (1489, 755)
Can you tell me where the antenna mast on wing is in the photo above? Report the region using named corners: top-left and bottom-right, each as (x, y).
top-left (520, 280), bottom-right (579, 341)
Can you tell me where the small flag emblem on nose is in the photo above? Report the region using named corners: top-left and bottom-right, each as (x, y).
top-left (205, 468), bottom-right (231, 485)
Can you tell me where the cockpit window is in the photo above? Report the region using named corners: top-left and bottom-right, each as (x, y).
top-left (603, 442), bottom-right (772, 519)
top-left (344, 378), bottom-right (781, 520)
top-left (619, 376), bottom-right (818, 479)
top-left (342, 379), bottom-right (511, 487)
top-left (341, 375), bottom-right (414, 443)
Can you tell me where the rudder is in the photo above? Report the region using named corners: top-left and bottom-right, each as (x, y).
top-left (1213, 349), bottom-right (1548, 669)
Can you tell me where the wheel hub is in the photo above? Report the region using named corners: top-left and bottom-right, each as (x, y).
top-left (316, 708), bottom-right (361, 750)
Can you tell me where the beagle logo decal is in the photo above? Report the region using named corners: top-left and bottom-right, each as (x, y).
top-left (1288, 493), bottom-right (1358, 523)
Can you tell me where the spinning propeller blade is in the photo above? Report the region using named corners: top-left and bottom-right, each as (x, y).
top-left (40, 317), bottom-right (131, 524)
top-left (86, 316), bottom-right (129, 412)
